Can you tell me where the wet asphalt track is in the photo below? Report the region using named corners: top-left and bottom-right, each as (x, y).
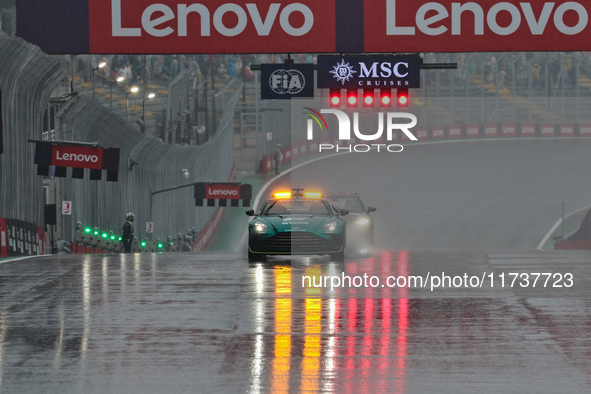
top-left (1, 139), bottom-right (591, 393)
top-left (1, 251), bottom-right (591, 393)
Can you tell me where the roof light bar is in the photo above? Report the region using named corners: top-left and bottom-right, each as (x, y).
top-left (273, 191), bottom-right (291, 199)
top-left (304, 191), bottom-right (323, 199)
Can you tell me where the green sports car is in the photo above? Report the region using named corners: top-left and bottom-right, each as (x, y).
top-left (246, 190), bottom-right (347, 262)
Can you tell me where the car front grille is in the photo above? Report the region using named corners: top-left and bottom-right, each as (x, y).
top-left (264, 232), bottom-right (329, 251)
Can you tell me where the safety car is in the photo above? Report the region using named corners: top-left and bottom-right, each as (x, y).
top-left (246, 189), bottom-right (347, 262)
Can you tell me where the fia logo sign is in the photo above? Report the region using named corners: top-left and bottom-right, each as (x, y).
top-left (261, 64), bottom-right (314, 100)
top-left (269, 69), bottom-right (305, 95)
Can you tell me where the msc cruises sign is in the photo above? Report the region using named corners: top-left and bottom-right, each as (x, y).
top-left (317, 55), bottom-right (421, 89)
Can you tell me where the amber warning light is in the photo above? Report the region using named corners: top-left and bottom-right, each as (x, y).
top-left (272, 191), bottom-right (292, 199)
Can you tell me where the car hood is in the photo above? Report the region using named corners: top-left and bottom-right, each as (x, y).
top-left (262, 215), bottom-right (335, 232)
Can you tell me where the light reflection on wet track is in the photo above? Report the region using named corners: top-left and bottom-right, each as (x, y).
top-left (2, 250), bottom-right (589, 392)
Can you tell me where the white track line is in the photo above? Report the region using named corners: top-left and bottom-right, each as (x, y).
top-left (537, 205), bottom-right (591, 250)
top-left (0, 254), bottom-right (48, 265)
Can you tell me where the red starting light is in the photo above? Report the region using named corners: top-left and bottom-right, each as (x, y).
top-left (363, 89), bottom-right (374, 107)
top-left (329, 89), bottom-right (341, 107)
top-left (380, 88), bottom-right (392, 107)
top-left (346, 89), bottom-right (358, 107)
top-left (397, 88), bottom-right (409, 107)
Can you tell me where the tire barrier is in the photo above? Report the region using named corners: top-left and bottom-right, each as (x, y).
top-left (260, 122), bottom-right (591, 174)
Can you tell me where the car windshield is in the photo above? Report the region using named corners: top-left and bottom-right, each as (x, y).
top-left (329, 196), bottom-right (363, 212)
top-left (264, 199), bottom-right (331, 215)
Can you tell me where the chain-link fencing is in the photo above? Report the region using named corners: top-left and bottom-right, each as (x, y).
top-left (0, 32), bottom-right (241, 249)
top-left (0, 33), bottom-right (65, 225)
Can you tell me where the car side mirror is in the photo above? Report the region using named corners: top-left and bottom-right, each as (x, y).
top-left (367, 206), bottom-right (376, 213)
top-left (338, 209), bottom-right (349, 216)
top-left (245, 209), bottom-right (255, 216)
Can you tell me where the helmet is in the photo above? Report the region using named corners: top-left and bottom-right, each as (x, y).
top-left (185, 235), bottom-right (192, 241)
top-left (125, 212), bottom-right (134, 221)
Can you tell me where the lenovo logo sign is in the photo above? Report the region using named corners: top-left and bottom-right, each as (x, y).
top-left (86, 0), bottom-right (335, 53)
top-left (17, 0), bottom-right (591, 53)
top-left (111, 0), bottom-right (314, 37)
top-left (386, 0), bottom-right (587, 36)
top-left (205, 184), bottom-right (241, 199)
top-left (365, 0), bottom-right (591, 52)
top-left (51, 146), bottom-right (103, 169)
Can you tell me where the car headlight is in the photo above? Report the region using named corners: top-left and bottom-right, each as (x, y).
top-left (355, 217), bottom-right (370, 226)
top-left (324, 221), bottom-right (338, 233)
top-left (253, 222), bottom-right (268, 233)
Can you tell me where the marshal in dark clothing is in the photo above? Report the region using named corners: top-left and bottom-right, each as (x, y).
top-left (122, 212), bottom-right (135, 253)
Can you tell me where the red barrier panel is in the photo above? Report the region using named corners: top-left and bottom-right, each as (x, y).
top-left (540, 123), bottom-right (556, 137)
top-left (0, 218), bottom-right (6, 258)
top-left (299, 140), bottom-right (308, 157)
top-left (466, 124), bottom-right (480, 138)
top-left (579, 124), bottom-right (591, 137)
top-left (284, 145), bottom-right (291, 163)
top-left (38, 226), bottom-right (45, 255)
top-left (484, 123), bottom-right (498, 138)
top-left (431, 127), bottom-right (444, 141)
top-left (501, 123), bottom-right (516, 137)
top-left (559, 124), bottom-right (574, 137)
top-left (195, 203), bottom-right (227, 251)
top-left (416, 128), bottom-right (428, 141)
top-left (261, 156), bottom-right (272, 174)
top-left (520, 123), bottom-right (536, 137)
top-left (309, 140), bottom-right (318, 154)
top-left (554, 239), bottom-right (591, 250)
top-left (448, 125), bottom-right (462, 139)
top-left (401, 129), bottom-right (415, 142)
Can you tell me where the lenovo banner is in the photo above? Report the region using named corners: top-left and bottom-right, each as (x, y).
top-left (16, 0), bottom-right (591, 53)
top-left (205, 184), bottom-right (241, 200)
top-left (52, 145), bottom-right (103, 169)
top-left (194, 182), bottom-right (252, 206)
top-left (34, 142), bottom-right (120, 181)
top-left (17, 0), bottom-right (336, 54)
top-left (365, 0), bottom-right (591, 52)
